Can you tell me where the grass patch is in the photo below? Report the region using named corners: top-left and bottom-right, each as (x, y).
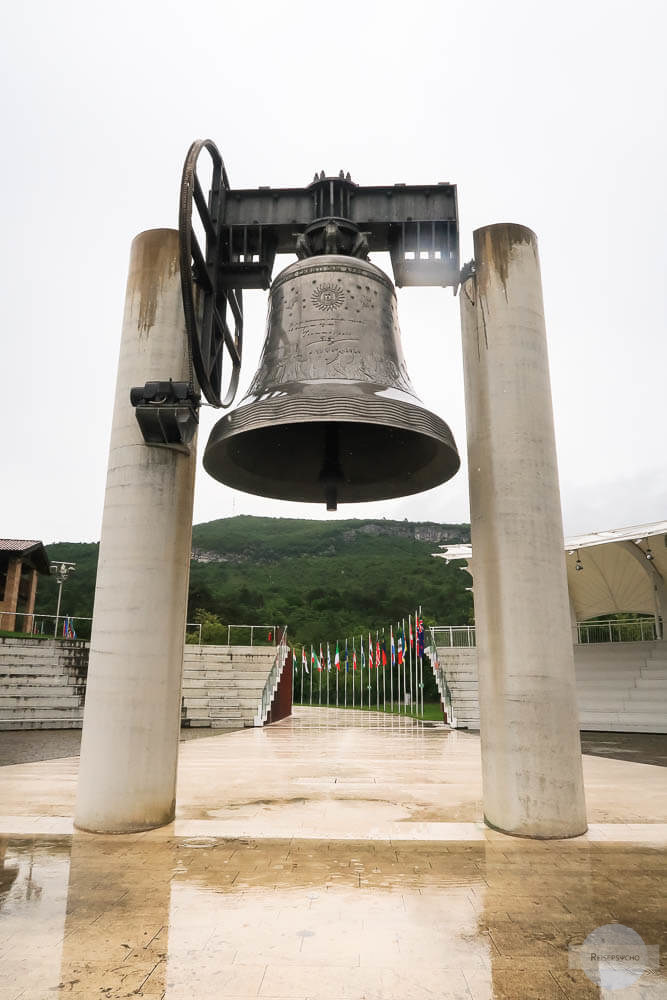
top-left (293, 700), bottom-right (445, 722)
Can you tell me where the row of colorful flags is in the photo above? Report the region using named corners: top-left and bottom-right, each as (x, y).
top-left (298, 617), bottom-right (425, 675)
top-left (292, 609), bottom-right (428, 715)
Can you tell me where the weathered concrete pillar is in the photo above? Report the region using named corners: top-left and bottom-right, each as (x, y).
top-left (75, 229), bottom-right (196, 833)
top-left (459, 223), bottom-right (587, 838)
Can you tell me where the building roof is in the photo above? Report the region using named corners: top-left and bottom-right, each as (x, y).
top-left (0, 539), bottom-right (51, 575)
top-left (434, 520), bottom-right (667, 621)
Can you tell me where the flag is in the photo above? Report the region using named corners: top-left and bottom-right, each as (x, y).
top-left (320, 643), bottom-right (324, 670)
top-left (335, 641), bottom-right (340, 670)
top-left (344, 639), bottom-right (349, 672)
top-left (360, 641), bottom-right (365, 670)
top-left (398, 635), bottom-right (403, 665)
top-left (381, 639), bottom-right (387, 667)
top-left (353, 648), bottom-right (357, 671)
top-left (327, 643), bottom-right (332, 671)
top-left (391, 629), bottom-right (395, 666)
top-left (375, 640), bottom-right (381, 669)
top-left (303, 647), bottom-right (309, 674)
top-left (409, 617), bottom-right (414, 647)
top-left (312, 646), bottom-right (321, 672)
top-left (368, 633), bottom-right (373, 669)
top-left (417, 618), bottom-right (425, 657)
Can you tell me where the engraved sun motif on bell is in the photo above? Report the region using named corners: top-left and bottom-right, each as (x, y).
top-left (311, 282), bottom-right (345, 311)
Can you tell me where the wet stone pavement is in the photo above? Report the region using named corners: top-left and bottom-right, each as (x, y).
top-left (0, 708), bottom-right (665, 998)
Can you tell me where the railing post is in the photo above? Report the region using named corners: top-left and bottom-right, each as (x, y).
top-left (251, 626), bottom-right (254, 646)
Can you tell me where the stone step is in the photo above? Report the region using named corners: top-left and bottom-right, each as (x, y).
top-left (0, 693), bottom-right (81, 708)
top-left (636, 677), bottom-right (667, 689)
top-left (0, 719), bottom-right (83, 731)
top-left (581, 721), bottom-right (667, 733)
top-left (626, 688), bottom-right (667, 702)
top-left (0, 706), bottom-right (84, 720)
top-left (0, 676), bottom-right (73, 689)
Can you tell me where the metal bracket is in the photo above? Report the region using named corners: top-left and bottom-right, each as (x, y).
top-left (130, 381), bottom-right (200, 452)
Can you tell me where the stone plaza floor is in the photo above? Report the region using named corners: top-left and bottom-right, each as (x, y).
top-left (0, 708), bottom-right (665, 998)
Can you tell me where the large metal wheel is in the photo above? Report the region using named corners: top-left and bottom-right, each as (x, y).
top-left (179, 139), bottom-right (243, 407)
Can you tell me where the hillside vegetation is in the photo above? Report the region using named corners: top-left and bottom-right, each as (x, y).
top-left (35, 516), bottom-right (473, 646)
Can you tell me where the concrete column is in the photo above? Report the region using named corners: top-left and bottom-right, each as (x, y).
top-left (0, 558), bottom-right (22, 631)
top-left (23, 568), bottom-right (38, 633)
top-left (459, 223), bottom-right (587, 838)
top-left (75, 229), bottom-right (197, 833)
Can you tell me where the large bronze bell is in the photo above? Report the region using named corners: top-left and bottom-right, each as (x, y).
top-left (203, 254), bottom-right (459, 509)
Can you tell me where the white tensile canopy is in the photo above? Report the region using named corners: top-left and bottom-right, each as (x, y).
top-left (435, 520), bottom-right (667, 623)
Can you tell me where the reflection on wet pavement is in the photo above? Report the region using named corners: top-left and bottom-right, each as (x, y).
top-left (580, 732), bottom-right (667, 768)
top-left (0, 708), bottom-right (666, 998)
top-left (0, 834), bottom-right (665, 999)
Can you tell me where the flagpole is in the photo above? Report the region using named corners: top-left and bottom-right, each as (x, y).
top-left (336, 641), bottom-right (339, 709)
top-left (319, 646), bottom-right (322, 706)
top-left (402, 617), bottom-right (409, 715)
top-left (382, 627), bottom-right (386, 713)
top-left (310, 647), bottom-right (313, 706)
top-left (407, 616), bottom-right (412, 716)
top-left (300, 647), bottom-right (304, 705)
top-left (389, 624), bottom-right (394, 715)
top-left (352, 638), bottom-right (355, 710)
top-left (368, 632), bottom-right (372, 710)
top-left (374, 630), bottom-right (378, 712)
top-left (361, 633), bottom-right (364, 710)
top-left (344, 638), bottom-right (347, 709)
top-left (419, 605), bottom-right (424, 718)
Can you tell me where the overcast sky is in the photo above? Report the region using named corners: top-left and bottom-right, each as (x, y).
top-left (2, 0), bottom-right (665, 544)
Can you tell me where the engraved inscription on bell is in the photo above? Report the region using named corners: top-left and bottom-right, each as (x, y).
top-left (247, 256), bottom-right (415, 397)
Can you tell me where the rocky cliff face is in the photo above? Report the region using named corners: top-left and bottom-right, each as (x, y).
top-left (191, 521), bottom-right (469, 563)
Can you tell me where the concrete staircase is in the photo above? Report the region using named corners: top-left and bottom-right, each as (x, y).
top-left (181, 645), bottom-right (284, 729)
top-left (434, 647), bottom-right (480, 729)
top-left (434, 641), bottom-right (667, 733)
top-left (575, 641), bottom-right (667, 733)
top-left (0, 637), bottom-right (88, 730)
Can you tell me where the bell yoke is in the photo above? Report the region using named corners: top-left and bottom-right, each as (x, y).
top-left (131, 141), bottom-right (462, 510)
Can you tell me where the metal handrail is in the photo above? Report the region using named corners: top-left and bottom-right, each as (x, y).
top-left (426, 637), bottom-right (456, 726)
top-left (255, 628), bottom-right (289, 726)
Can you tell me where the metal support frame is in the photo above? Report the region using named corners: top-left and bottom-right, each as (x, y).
top-left (178, 139), bottom-right (460, 409)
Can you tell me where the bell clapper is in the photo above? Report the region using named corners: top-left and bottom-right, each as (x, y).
top-left (320, 423), bottom-right (343, 512)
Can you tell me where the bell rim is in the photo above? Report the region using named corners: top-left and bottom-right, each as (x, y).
top-left (203, 390), bottom-right (460, 504)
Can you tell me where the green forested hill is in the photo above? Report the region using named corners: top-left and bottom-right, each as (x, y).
top-left (35, 516), bottom-right (473, 645)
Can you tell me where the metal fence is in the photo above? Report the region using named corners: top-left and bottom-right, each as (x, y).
top-left (0, 611), bottom-right (92, 639)
top-left (430, 625), bottom-right (476, 648)
top-left (576, 618), bottom-right (659, 644)
top-left (430, 618), bottom-right (661, 647)
top-left (184, 623), bottom-right (286, 646)
top-left (1, 613), bottom-right (286, 647)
